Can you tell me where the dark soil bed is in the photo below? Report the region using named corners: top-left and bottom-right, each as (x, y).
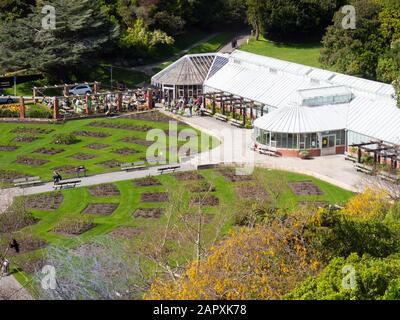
top-left (174, 171), bottom-right (204, 181)
top-left (53, 222), bottom-right (96, 236)
top-left (97, 160), bottom-right (121, 169)
top-left (121, 137), bottom-right (153, 146)
top-left (88, 184), bottom-right (120, 197)
top-left (235, 184), bottom-right (269, 200)
top-left (16, 156), bottom-right (48, 167)
top-left (182, 213), bottom-right (213, 225)
top-left (108, 227), bottom-right (144, 239)
top-left (141, 192), bottom-right (169, 202)
top-left (83, 203), bottom-right (119, 215)
top-left (0, 213), bottom-right (40, 233)
top-left (34, 147), bottom-right (64, 155)
top-left (86, 143), bottom-right (109, 150)
top-left (53, 165), bottom-right (77, 175)
top-left (298, 201), bottom-right (329, 208)
top-left (19, 257), bottom-right (47, 274)
top-left (89, 121), bottom-right (152, 132)
top-left (7, 235), bottom-right (47, 256)
top-left (113, 148), bottom-right (139, 155)
top-left (0, 170), bottom-right (32, 183)
top-left (11, 127), bottom-right (53, 135)
top-left (188, 181), bottom-right (216, 193)
top-left (126, 111), bottom-right (177, 123)
top-left (134, 176), bottom-right (162, 187)
top-left (26, 193), bottom-right (64, 210)
top-left (14, 136), bottom-right (38, 143)
top-left (289, 182), bottom-right (324, 196)
top-left (73, 130), bottom-right (111, 138)
top-left (217, 168), bottom-right (253, 182)
top-left (70, 153), bottom-right (97, 160)
top-left (191, 194), bottom-right (219, 206)
top-left (133, 208), bottom-right (165, 219)
top-left (0, 145), bottom-right (18, 151)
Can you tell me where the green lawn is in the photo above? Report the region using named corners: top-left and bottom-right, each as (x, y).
top-left (188, 32), bottom-right (235, 54)
top-left (240, 36), bottom-right (322, 68)
top-left (3, 167), bottom-right (353, 297)
top-left (0, 112), bottom-right (218, 184)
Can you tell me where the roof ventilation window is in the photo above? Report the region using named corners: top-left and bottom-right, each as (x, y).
top-left (310, 78), bottom-right (320, 85)
top-left (270, 68), bottom-right (278, 74)
top-left (298, 86), bottom-right (353, 107)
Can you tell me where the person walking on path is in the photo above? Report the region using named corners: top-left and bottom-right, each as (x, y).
top-left (53, 171), bottom-right (62, 185)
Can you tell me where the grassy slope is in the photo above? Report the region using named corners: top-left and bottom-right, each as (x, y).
top-left (240, 36), bottom-right (322, 68)
top-left (0, 115), bottom-right (219, 183)
top-left (8, 167), bottom-right (353, 296)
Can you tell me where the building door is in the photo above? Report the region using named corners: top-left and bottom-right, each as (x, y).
top-left (321, 134), bottom-right (336, 156)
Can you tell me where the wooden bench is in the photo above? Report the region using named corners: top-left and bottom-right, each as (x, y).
top-left (379, 172), bottom-right (400, 184)
top-left (202, 109), bottom-right (213, 117)
top-left (53, 179), bottom-right (81, 190)
top-left (355, 163), bottom-right (373, 175)
top-left (344, 152), bottom-right (357, 162)
top-left (214, 113), bottom-right (228, 122)
top-left (13, 176), bottom-right (42, 188)
top-left (121, 161), bottom-right (146, 171)
top-left (229, 118), bottom-right (244, 128)
top-left (259, 148), bottom-right (280, 157)
top-left (158, 165), bottom-right (180, 174)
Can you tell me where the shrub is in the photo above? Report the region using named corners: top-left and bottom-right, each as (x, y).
top-left (27, 108), bottom-right (52, 119)
top-left (53, 216), bottom-right (95, 235)
top-left (53, 133), bottom-right (79, 145)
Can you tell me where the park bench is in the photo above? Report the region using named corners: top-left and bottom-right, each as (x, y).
top-left (259, 148), bottom-right (280, 157)
top-left (355, 163), bottom-right (373, 175)
top-left (378, 172), bottom-right (400, 184)
top-left (229, 118), bottom-right (244, 128)
top-left (53, 179), bottom-right (81, 190)
top-left (121, 161), bottom-right (146, 172)
top-left (197, 164), bottom-right (218, 170)
top-left (158, 165), bottom-right (180, 174)
top-left (202, 109), bottom-right (213, 117)
top-left (344, 152), bottom-right (357, 162)
top-left (13, 176), bottom-right (42, 188)
top-left (214, 113), bottom-right (228, 122)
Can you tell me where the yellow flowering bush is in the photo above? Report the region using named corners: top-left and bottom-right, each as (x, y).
top-left (145, 213), bottom-right (321, 300)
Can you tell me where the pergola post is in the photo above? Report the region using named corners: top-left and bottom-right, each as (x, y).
top-left (358, 147), bottom-right (362, 163)
top-left (85, 95), bottom-right (91, 114)
top-left (33, 87), bottom-right (37, 103)
top-left (243, 106), bottom-right (246, 127)
top-left (63, 84), bottom-right (68, 97)
top-left (250, 101), bottom-right (254, 120)
top-left (261, 104), bottom-right (264, 117)
top-left (222, 100), bottom-right (225, 115)
top-left (212, 95), bottom-right (216, 114)
top-left (117, 92), bottom-right (123, 112)
top-left (19, 97), bottom-right (25, 119)
top-left (147, 89), bottom-right (153, 109)
top-left (53, 97), bottom-right (59, 120)
top-left (94, 82), bottom-right (99, 94)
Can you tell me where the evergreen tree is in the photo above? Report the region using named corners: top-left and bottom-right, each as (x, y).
top-left (0, 0), bottom-right (119, 81)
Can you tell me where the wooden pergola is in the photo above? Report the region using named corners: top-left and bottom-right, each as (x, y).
top-left (200, 91), bottom-right (266, 125)
top-left (33, 82), bottom-right (101, 101)
top-left (350, 141), bottom-right (400, 171)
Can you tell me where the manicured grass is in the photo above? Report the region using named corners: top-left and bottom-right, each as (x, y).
top-left (240, 36), bottom-right (322, 68)
top-left (0, 112), bottom-right (218, 184)
top-left (5, 167), bottom-right (353, 296)
top-left (188, 32), bottom-right (235, 54)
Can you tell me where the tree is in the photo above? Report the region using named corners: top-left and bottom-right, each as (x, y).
top-left (145, 212), bottom-right (322, 300)
top-left (286, 253), bottom-right (400, 300)
top-left (246, 0), bottom-right (265, 40)
top-left (35, 236), bottom-right (149, 300)
top-left (321, 0), bottom-right (385, 80)
top-left (0, 0), bottom-right (119, 81)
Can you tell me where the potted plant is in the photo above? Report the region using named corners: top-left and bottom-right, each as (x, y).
top-left (299, 150), bottom-right (310, 159)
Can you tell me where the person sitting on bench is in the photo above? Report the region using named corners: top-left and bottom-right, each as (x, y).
top-left (53, 171), bottom-right (62, 185)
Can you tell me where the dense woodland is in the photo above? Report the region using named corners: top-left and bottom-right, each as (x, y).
top-left (0, 0), bottom-right (399, 100)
